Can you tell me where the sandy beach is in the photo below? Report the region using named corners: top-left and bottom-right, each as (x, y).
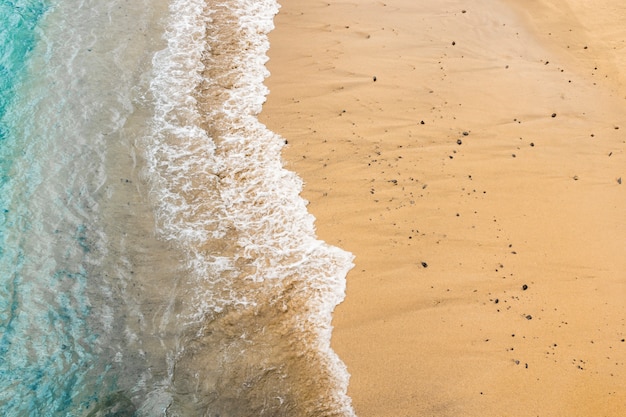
top-left (260, 0), bottom-right (626, 415)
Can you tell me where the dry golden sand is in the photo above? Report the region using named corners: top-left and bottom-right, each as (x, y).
top-left (259, 0), bottom-right (626, 416)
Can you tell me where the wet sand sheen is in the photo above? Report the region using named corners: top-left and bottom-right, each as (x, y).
top-left (261, 0), bottom-right (626, 416)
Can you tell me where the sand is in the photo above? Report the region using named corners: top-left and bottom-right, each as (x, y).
top-left (259, 0), bottom-right (626, 416)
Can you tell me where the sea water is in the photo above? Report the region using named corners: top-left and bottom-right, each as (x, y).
top-left (0, 0), bottom-right (355, 415)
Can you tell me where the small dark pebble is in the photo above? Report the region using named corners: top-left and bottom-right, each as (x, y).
top-left (457, 139), bottom-right (462, 145)
top-left (421, 262), bottom-right (428, 268)
top-left (617, 177), bottom-right (622, 185)
top-left (525, 315), bottom-right (533, 320)
top-left (420, 120), bottom-right (425, 125)
top-left (284, 140), bottom-right (288, 144)
top-left (530, 142), bottom-right (535, 147)
top-left (452, 41), bottom-right (456, 46)
top-left (494, 298), bottom-right (499, 304)
top-left (462, 131), bottom-right (469, 136)
top-left (551, 113), bottom-right (557, 118)
top-left (373, 75), bottom-right (377, 82)
top-left (522, 284), bottom-right (528, 291)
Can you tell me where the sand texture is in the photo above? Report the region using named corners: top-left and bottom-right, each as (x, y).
top-left (260, 0), bottom-right (626, 416)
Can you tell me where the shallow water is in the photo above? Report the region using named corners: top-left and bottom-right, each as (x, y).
top-left (0, 0), bottom-right (355, 415)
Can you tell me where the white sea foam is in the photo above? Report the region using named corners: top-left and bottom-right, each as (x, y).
top-left (145, 0), bottom-right (356, 414)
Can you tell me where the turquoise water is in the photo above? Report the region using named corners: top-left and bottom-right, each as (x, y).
top-left (0, 0), bottom-right (356, 415)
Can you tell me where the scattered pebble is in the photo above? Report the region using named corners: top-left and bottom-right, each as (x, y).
top-left (421, 262), bottom-right (428, 268)
top-left (551, 113), bottom-right (557, 118)
top-left (522, 284), bottom-right (528, 291)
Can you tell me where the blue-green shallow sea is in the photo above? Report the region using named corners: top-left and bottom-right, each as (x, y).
top-left (0, 0), bottom-right (356, 416)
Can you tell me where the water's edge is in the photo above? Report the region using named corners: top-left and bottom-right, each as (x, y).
top-left (0, 0), bottom-right (356, 415)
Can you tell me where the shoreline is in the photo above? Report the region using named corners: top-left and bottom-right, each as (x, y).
top-left (260, 1), bottom-right (626, 416)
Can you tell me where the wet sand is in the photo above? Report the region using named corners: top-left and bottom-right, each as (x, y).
top-left (260, 0), bottom-right (626, 416)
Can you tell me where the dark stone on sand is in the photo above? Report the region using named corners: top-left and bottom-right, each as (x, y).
top-left (284, 139), bottom-right (288, 144)
top-left (525, 315), bottom-right (533, 320)
top-left (522, 284), bottom-right (528, 291)
top-left (494, 298), bottom-right (499, 304)
top-left (462, 131), bottom-right (469, 136)
top-left (457, 139), bottom-right (462, 145)
top-left (421, 262), bottom-right (428, 268)
top-left (551, 113), bottom-right (557, 117)
top-left (420, 120), bottom-right (425, 124)
top-left (373, 75), bottom-right (377, 82)
top-left (617, 177), bottom-right (622, 185)
top-left (452, 41), bottom-right (456, 46)
top-left (530, 142), bottom-right (535, 147)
